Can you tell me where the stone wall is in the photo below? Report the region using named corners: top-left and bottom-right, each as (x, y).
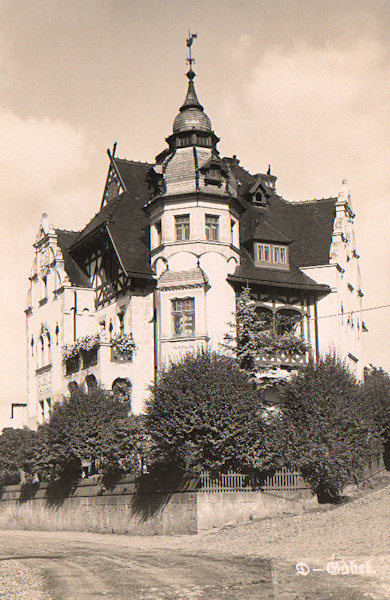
top-left (0, 474), bottom-right (315, 535)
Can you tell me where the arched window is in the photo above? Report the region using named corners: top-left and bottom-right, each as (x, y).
top-left (276, 309), bottom-right (301, 336)
top-left (112, 378), bottom-right (132, 406)
top-left (85, 374), bottom-right (97, 393)
top-left (255, 306), bottom-right (273, 329)
top-left (44, 331), bottom-right (51, 364)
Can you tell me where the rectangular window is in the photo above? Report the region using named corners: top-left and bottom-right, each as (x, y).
top-left (273, 245), bottom-right (287, 264)
top-left (172, 298), bottom-right (195, 337)
top-left (155, 220), bottom-right (162, 245)
top-left (175, 215), bottom-right (190, 241)
top-left (205, 214), bottom-right (219, 241)
top-left (255, 243), bottom-right (288, 267)
top-left (256, 243), bottom-right (272, 263)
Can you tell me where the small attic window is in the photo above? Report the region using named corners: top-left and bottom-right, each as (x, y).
top-left (205, 167), bottom-right (222, 186)
top-left (252, 191), bottom-right (267, 206)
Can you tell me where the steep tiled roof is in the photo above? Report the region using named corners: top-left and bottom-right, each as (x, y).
top-left (154, 147), bottom-right (238, 199)
top-left (287, 198), bottom-right (337, 266)
top-left (55, 229), bottom-right (91, 288)
top-left (241, 213), bottom-right (291, 244)
top-left (225, 157), bottom-right (336, 292)
top-left (70, 160), bottom-right (154, 280)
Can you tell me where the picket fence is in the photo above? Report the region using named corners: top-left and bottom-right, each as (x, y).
top-left (199, 453), bottom-right (385, 493)
top-left (199, 467), bottom-right (308, 493)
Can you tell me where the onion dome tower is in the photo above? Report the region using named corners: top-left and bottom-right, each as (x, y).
top-left (146, 34), bottom-right (241, 368)
top-left (148, 35), bottom-right (237, 201)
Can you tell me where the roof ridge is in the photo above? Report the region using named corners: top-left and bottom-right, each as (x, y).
top-left (55, 227), bottom-right (80, 234)
top-left (290, 197), bottom-right (337, 205)
top-left (114, 157), bottom-right (152, 167)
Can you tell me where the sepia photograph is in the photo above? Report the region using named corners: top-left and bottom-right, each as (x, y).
top-left (0, 1), bottom-right (388, 598)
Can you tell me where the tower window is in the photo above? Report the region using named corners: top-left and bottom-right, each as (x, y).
top-left (205, 215), bottom-right (219, 241)
top-left (172, 298), bottom-right (195, 337)
top-left (152, 220), bottom-right (162, 246)
top-left (175, 215), bottom-right (190, 241)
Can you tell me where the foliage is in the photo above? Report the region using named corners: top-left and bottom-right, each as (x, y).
top-left (145, 349), bottom-right (284, 476)
top-left (102, 414), bottom-right (151, 473)
top-left (363, 365), bottom-right (390, 443)
top-left (110, 333), bottom-right (137, 360)
top-left (279, 354), bottom-right (381, 501)
top-left (62, 334), bottom-right (100, 361)
top-left (36, 386), bottom-right (146, 479)
top-left (227, 287), bottom-right (310, 373)
top-left (0, 428), bottom-right (40, 485)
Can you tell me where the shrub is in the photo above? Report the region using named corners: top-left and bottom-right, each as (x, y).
top-left (145, 349), bottom-right (284, 475)
top-left (280, 354), bottom-right (381, 501)
top-left (37, 386), bottom-right (146, 479)
top-left (0, 427), bottom-right (40, 485)
top-left (363, 365), bottom-right (390, 466)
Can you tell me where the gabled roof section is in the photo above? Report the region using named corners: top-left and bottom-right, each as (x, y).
top-left (226, 156), bottom-right (337, 268)
top-left (199, 156), bottom-right (229, 174)
top-left (100, 151), bottom-right (152, 210)
top-left (70, 159), bottom-right (154, 280)
top-left (223, 157), bottom-right (336, 294)
top-left (55, 229), bottom-right (91, 288)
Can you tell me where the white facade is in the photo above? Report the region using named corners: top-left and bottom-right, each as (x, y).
top-left (301, 181), bottom-right (364, 378)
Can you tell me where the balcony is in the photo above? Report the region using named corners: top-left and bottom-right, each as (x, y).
top-left (256, 349), bottom-right (307, 368)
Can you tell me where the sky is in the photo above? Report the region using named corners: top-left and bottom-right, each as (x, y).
top-left (0, 0), bottom-right (389, 425)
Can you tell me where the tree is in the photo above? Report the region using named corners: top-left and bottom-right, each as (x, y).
top-left (227, 286), bottom-right (310, 374)
top-left (0, 428), bottom-right (40, 485)
top-left (145, 349), bottom-right (284, 475)
top-left (37, 386), bottom-right (146, 479)
top-left (279, 354), bottom-right (381, 501)
top-left (363, 365), bottom-right (390, 466)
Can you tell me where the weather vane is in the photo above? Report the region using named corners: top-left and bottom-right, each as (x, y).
top-left (186, 30), bottom-right (197, 69)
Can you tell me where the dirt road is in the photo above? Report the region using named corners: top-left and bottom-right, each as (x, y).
top-left (0, 528), bottom-right (384, 600)
top-left (0, 481), bottom-right (388, 599)
top-left (0, 531), bottom-right (274, 599)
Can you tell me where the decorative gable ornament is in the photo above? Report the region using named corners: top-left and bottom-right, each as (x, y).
top-left (36, 213), bottom-right (55, 243)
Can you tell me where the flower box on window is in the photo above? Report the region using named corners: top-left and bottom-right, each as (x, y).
top-left (110, 333), bottom-right (136, 362)
top-left (63, 334), bottom-right (100, 373)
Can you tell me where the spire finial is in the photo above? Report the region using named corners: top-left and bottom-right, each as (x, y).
top-left (186, 30), bottom-right (197, 79)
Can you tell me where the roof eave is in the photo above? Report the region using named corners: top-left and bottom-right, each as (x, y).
top-left (227, 273), bottom-right (330, 295)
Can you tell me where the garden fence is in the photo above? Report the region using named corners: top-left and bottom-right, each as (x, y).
top-left (199, 454), bottom-right (385, 493)
top-left (199, 467), bottom-right (309, 493)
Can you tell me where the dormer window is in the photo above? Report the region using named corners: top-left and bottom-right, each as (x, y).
top-left (205, 167), bottom-right (222, 186)
top-left (255, 242), bottom-right (289, 268)
top-left (273, 245), bottom-right (287, 264)
top-left (252, 191), bottom-right (267, 206)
